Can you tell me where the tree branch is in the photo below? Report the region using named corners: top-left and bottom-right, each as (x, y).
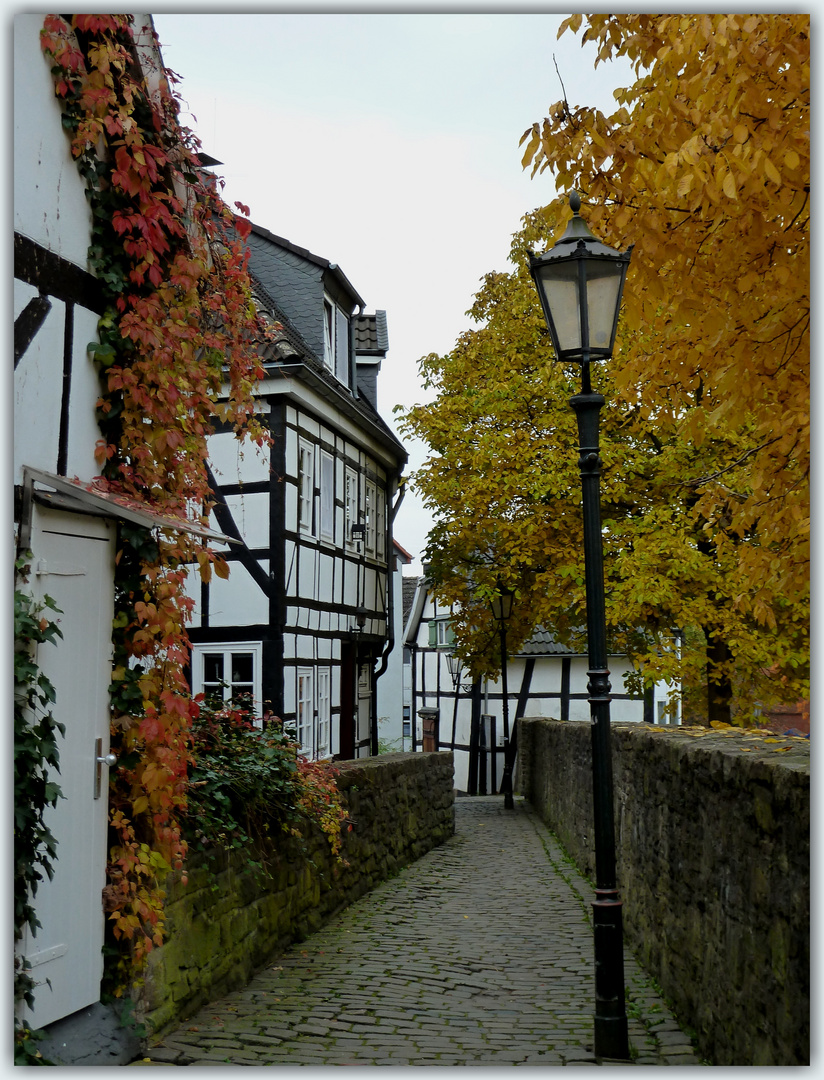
top-left (681, 438), bottom-right (781, 488)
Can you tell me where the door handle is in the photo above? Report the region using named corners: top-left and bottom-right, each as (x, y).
top-left (94, 738), bottom-right (117, 799)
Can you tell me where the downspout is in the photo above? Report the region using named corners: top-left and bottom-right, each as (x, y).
top-left (374, 478), bottom-right (405, 682)
top-left (372, 477), bottom-right (404, 752)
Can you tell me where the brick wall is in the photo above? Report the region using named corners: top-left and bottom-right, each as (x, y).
top-left (515, 719), bottom-right (809, 1066)
top-left (138, 752), bottom-right (454, 1035)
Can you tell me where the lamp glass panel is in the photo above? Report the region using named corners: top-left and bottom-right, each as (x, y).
top-left (491, 592), bottom-right (513, 621)
top-left (585, 265), bottom-right (624, 351)
top-left (535, 263), bottom-right (582, 355)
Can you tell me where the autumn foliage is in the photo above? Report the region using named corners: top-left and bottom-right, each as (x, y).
top-left (521, 13), bottom-right (809, 622)
top-left (40, 13), bottom-right (269, 983)
top-left (399, 14), bottom-right (809, 721)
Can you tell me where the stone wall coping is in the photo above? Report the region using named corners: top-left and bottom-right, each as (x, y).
top-left (518, 717), bottom-right (809, 773)
top-left (335, 750), bottom-right (452, 770)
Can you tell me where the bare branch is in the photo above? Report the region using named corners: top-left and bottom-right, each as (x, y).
top-left (681, 438), bottom-right (781, 489)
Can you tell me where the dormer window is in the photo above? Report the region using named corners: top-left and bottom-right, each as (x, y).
top-left (323, 296), bottom-right (335, 370)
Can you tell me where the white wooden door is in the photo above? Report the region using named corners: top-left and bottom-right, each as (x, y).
top-left (18, 507), bottom-right (115, 1029)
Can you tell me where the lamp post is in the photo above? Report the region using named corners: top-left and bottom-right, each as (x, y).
top-left (491, 584), bottom-right (514, 810)
top-left (528, 191), bottom-right (633, 1061)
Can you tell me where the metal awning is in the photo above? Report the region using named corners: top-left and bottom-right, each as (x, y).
top-left (21, 466), bottom-right (237, 545)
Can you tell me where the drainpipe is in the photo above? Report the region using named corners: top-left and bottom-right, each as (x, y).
top-left (374, 477), bottom-right (404, 682)
top-left (372, 473), bottom-right (407, 755)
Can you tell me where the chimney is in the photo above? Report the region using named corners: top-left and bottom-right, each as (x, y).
top-left (354, 310), bottom-right (388, 411)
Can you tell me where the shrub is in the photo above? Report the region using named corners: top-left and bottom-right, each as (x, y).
top-left (183, 699), bottom-right (348, 871)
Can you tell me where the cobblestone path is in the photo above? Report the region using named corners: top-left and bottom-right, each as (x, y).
top-left (138, 797), bottom-right (701, 1067)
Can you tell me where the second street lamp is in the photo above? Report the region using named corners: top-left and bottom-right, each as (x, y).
top-left (491, 583), bottom-right (515, 810)
top-left (445, 647), bottom-right (463, 689)
top-left (528, 192), bottom-right (633, 1061)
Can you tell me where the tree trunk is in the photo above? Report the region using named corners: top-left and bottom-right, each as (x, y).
top-left (705, 628), bottom-right (732, 725)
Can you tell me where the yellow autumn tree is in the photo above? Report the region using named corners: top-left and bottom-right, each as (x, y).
top-left (400, 205), bottom-right (808, 722)
top-left (399, 13), bottom-right (808, 723)
top-left (521, 13), bottom-right (810, 625)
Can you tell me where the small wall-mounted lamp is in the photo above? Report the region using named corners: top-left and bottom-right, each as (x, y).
top-left (351, 605), bottom-right (367, 634)
top-left (351, 522), bottom-right (366, 546)
top-left (445, 648), bottom-right (463, 690)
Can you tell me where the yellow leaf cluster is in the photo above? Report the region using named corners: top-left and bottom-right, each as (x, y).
top-left (520, 13), bottom-right (809, 619)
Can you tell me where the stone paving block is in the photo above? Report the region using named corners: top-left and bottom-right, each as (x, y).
top-left (143, 798), bottom-right (702, 1068)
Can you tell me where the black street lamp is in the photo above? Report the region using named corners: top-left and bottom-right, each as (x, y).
top-left (529, 192), bottom-right (633, 1061)
top-left (491, 583), bottom-right (514, 810)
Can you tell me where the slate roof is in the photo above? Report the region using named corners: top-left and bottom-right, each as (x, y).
top-left (248, 221), bottom-right (366, 310)
top-left (402, 575), bottom-right (421, 626)
top-left (249, 273), bottom-right (316, 365)
top-left (247, 269), bottom-right (406, 462)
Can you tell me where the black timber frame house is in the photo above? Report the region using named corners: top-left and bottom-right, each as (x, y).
top-left (185, 222), bottom-right (407, 760)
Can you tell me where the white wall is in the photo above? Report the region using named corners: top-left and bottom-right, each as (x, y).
top-left (14, 16), bottom-right (104, 488)
top-left (406, 582), bottom-right (682, 792)
top-left (376, 555), bottom-right (405, 750)
top-left (14, 14), bottom-right (92, 264)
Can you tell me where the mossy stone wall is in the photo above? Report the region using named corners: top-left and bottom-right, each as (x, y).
top-left (515, 719), bottom-right (809, 1066)
top-left (138, 751), bottom-right (454, 1035)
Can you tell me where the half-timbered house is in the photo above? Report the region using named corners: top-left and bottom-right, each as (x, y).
top-left (404, 577), bottom-right (682, 794)
top-left (184, 223), bottom-right (407, 760)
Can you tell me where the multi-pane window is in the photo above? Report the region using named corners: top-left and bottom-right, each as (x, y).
top-left (298, 439), bottom-right (314, 533)
top-left (375, 486), bottom-right (386, 559)
top-left (320, 450), bottom-right (334, 541)
top-left (192, 643), bottom-right (262, 721)
top-left (428, 619), bottom-right (455, 647)
top-left (297, 668), bottom-right (313, 754)
top-left (364, 479), bottom-right (376, 554)
top-left (345, 467), bottom-right (358, 546)
top-left (317, 667), bottom-right (331, 758)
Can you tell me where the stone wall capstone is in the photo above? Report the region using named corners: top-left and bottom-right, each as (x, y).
top-left (515, 719), bottom-right (809, 1066)
top-left (137, 751), bottom-right (454, 1035)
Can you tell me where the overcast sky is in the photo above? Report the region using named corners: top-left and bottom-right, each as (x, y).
top-left (152, 10), bottom-right (635, 572)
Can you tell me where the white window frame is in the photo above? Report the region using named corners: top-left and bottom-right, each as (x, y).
top-left (323, 296), bottom-right (335, 370)
top-left (317, 666), bottom-right (331, 758)
top-left (320, 449), bottom-right (334, 541)
top-left (345, 466), bottom-right (358, 547)
top-left (375, 486), bottom-right (386, 559)
top-left (297, 667), bottom-right (313, 755)
top-left (298, 439), bottom-right (314, 534)
top-left (191, 642), bottom-right (263, 726)
top-left (364, 479), bottom-right (377, 555)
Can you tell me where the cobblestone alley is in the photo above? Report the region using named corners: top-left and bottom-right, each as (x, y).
top-left (136, 797), bottom-right (702, 1067)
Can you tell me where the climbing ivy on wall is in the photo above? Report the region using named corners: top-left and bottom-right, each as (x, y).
top-left (13, 557), bottom-right (64, 1019)
top-left (39, 13), bottom-right (270, 989)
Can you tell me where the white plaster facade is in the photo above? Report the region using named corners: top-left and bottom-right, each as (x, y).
top-left (403, 578), bottom-right (682, 794)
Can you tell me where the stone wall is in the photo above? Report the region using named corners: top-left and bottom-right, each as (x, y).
top-left (138, 751), bottom-right (454, 1035)
top-left (515, 719), bottom-right (809, 1066)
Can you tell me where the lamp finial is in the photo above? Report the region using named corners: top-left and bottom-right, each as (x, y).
top-left (569, 191), bottom-right (581, 214)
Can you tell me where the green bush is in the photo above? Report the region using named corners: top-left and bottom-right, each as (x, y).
top-left (183, 700), bottom-right (349, 870)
